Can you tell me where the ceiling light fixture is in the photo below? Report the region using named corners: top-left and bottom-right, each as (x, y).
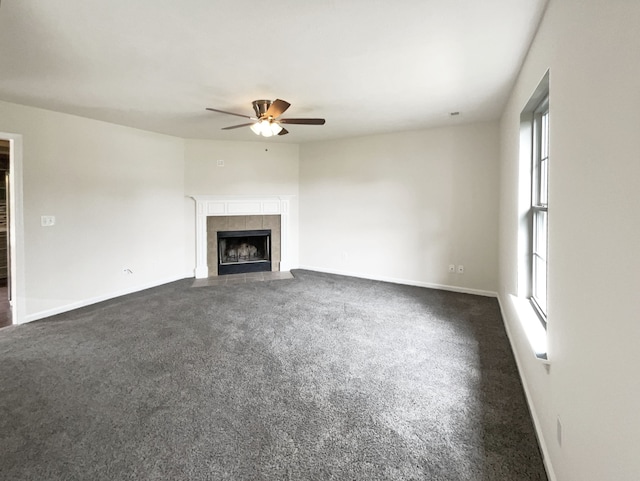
top-left (206, 99), bottom-right (325, 137)
top-left (250, 119), bottom-right (283, 137)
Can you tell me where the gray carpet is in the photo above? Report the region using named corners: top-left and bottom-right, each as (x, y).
top-left (0, 269), bottom-right (547, 480)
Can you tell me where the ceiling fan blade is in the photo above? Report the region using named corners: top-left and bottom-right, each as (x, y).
top-left (206, 107), bottom-right (255, 120)
top-left (221, 122), bottom-right (255, 130)
top-left (278, 127), bottom-right (289, 136)
top-left (265, 99), bottom-right (291, 119)
top-left (279, 118), bottom-right (326, 125)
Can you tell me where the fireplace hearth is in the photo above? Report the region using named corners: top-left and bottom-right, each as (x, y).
top-left (217, 229), bottom-right (271, 275)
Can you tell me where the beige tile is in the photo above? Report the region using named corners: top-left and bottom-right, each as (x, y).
top-left (207, 235), bottom-right (218, 275)
top-left (207, 216), bottom-right (229, 232)
top-left (267, 271), bottom-right (293, 280)
top-left (269, 218), bottom-right (281, 265)
top-left (191, 269), bottom-right (293, 288)
top-left (263, 215), bottom-right (281, 231)
top-left (224, 277), bottom-right (246, 285)
top-left (245, 215), bottom-right (263, 230)
top-left (271, 235), bottom-right (281, 263)
top-left (191, 278), bottom-right (226, 287)
top-left (207, 249), bottom-right (218, 275)
top-left (207, 264), bottom-right (217, 276)
top-left (227, 216), bottom-right (246, 231)
top-left (223, 273), bottom-right (246, 280)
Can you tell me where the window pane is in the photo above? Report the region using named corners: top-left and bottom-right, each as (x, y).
top-left (533, 210), bottom-right (548, 261)
top-left (541, 111), bottom-right (549, 159)
top-left (540, 158), bottom-right (548, 205)
top-left (530, 94), bottom-right (549, 322)
top-left (533, 254), bottom-right (547, 313)
top-left (540, 110), bottom-right (549, 205)
top-left (533, 209), bottom-right (548, 315)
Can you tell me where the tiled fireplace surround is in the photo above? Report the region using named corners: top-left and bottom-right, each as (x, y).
top-left (190, 196), bottom-right (292, 278)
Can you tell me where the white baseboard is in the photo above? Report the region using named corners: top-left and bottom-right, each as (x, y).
top-left (21, 272), bottom-right (193, 324)
top-left (497, 293), bottom-right (557, 481)
top-left (296, 265), bottom-right (497, 298)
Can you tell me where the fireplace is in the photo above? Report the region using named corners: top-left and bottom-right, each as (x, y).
top-left (189, 195), bottom-right (293, 279)
top-left (217, 229), bottom-right (271, 275)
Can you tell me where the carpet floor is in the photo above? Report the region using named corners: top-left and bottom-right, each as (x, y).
top-left (0, 269), bottom-right (547, 480)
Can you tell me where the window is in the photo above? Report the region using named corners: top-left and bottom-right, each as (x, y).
top-left (517, 71), bottom-right (549, 358)
top-left (531, 96), bottom-right (549, 321)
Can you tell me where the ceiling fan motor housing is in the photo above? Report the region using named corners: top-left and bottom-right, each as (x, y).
top-left (252, 100), bottom-right (273, 119)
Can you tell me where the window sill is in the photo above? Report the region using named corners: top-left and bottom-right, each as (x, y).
top-left (508, 295), bottom-right (549, 364)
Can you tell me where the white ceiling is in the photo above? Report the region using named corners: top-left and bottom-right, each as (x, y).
top-left (0, 0), bottom-right (547, 143)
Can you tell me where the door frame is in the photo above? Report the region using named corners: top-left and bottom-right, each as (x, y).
top-left (0, 132), bottom-right (25, 324)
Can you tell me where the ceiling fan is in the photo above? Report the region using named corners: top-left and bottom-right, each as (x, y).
top-left (206, 99), bottom-right (325, 137)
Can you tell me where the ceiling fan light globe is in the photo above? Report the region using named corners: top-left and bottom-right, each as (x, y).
top-left (260, 121), bottom-right (270, 135)
top-left (260, 122), bottom-right (273, 137)
top-left (250, 122), bottom-right (262, 135)
top-left (270, 122), bottom-right (283, 135)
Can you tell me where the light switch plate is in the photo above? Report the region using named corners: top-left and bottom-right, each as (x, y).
top-left (41, 215), bottom-right (55, 226)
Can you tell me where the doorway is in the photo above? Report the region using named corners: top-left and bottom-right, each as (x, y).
top-left (0, 139), bottom-right (11, 327)
top-left (0, 133), bottom-right (23, 328)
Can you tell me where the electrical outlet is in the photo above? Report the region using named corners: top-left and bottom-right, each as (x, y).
top-left (457, 265), bottom-right (464, 274)
top-left (217, 159), bottom-right (224, 167)
top-left (448, 264), bottom-right (455, 273)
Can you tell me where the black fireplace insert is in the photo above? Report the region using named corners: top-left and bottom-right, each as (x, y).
top-left (217, 229), bottom-right (271, 275)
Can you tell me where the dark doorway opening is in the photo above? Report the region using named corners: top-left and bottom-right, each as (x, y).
top-left (0, 139), bottom-right (11, 328)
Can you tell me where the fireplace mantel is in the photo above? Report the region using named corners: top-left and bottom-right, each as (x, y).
top-left (189, 195), bottom-right (293, 278)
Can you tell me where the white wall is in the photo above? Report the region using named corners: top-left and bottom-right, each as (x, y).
top-left (183, 139), bottom-right (300, 273)
top-left (0, 102), bottom-right (301, 321)
top-left (0, 100), bottom-right (186, 322)
top-left (299, 123), bottom-right (500, 294)
top-left (498, 1), bottom-right (640, 480)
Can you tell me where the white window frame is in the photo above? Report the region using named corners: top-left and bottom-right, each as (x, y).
top-left (530, 96), bottom-right (549, 323)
